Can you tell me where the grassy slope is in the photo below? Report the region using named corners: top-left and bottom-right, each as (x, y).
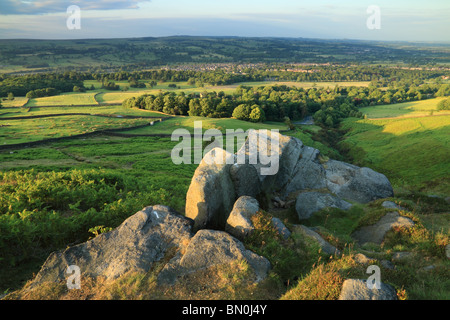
top-left (342, 101), bottom-right (450, 194)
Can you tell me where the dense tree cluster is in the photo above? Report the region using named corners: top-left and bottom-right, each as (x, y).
top-left (0, 73), bottom-right (85, 97)
top-left (123, 81), bottom-right (450, 127)
top-left (25, 87), bottom-right (59, 99)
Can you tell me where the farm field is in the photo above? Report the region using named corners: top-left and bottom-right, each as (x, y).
top-left (0, 105), bottom-right (167, 118)
top-left (24, 92), bottom-right (98, 107)
top-left (0, 115), bottom-right (151, 145)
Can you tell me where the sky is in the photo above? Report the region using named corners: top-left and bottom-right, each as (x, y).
top-left (0, 0), bottom-right (449, 41)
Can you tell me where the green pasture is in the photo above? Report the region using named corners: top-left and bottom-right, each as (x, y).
top-left (0, 115), bottom-right (149, 145)
top-left (341, 114), bottom-right (450, 194)
top-left (122, 116), bottom-right (288, 135)
top-left (359, 97), bottom-right (450, 119)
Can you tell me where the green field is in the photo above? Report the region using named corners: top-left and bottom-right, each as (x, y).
top-left (125, 116), bottom-right (288, 135)
top-left (341, 113), bottom-right (450, 194)
top-left (0, 115), bottom-right (150, 145)
top-left (0, 105), bottom-right (167, 118)
top-left (25, 92), bottom-right (99, 107)
top-left (359, 97), bottom-right (450, 119)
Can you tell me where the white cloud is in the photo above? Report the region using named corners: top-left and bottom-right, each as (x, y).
top-left (0, 0), bottom-right (151, 15)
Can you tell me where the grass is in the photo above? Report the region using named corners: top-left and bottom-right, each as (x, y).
top-left (25, 92), bottom-right (98, 107)
top-left (1, 97), bottom-right (28, 108)
top-left (0, 115), bottom-right (149, 145)
top-left (341, 114), bottom-right (450, 194)
top-left (123, 116), bottom-right (288, 135)
top-left (0, 105), bottom-right (167, 118)
top-left (359, 97), bottom-right (450, 119)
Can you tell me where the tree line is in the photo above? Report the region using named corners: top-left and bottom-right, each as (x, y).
top-left (2, 64), bottom-right (448, 98)
top-left (123, 82), bottom-right (450, 127)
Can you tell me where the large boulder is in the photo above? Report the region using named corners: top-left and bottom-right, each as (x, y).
top-left (283, 146), bottom-right (327, 195)
top-left (225, 196), bottom-right (260, 240)
top-left (339, 279), bottom-right (397, 300)
top-left (184, 130), bottom-right (395, 234)
top-left (229, 163), bottom-right (261, 198)
top-left (27, 206), bottom-right (194, 288)
top-left (24, 205), bottom-right (271, 295)
top-left (293, 225), bottom-right (341, 256)
top-left (158, 229), bottom-right (271, 285)
top-left (325, 160), bottom-right (394, 203)
top-left (235, 131), bottom-right (394, 204)
top-left (352, 211), bottom-right (415, 245)
top-left (236, 129), bottom-right (303, 194)
top-left (295, 191), bottom-right (353, 220)
top-left (185, 147), bottom-right (237, 230)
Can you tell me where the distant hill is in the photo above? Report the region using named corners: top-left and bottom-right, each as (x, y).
top-left (1, 36), bottom-right (450, 73)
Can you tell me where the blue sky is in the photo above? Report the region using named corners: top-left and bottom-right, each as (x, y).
top-left (0, 0), bottom-right (449, 41)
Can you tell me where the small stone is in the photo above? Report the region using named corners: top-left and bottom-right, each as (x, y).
top-left (271, 217), bottom-right (291, 240)
top-left (354, 253), bottom-right (375, 265)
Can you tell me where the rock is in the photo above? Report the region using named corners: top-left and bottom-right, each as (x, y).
top-left (284, 146), bottom-right (327, 195)
top-left (352, 212), bottom-right (415, 245)
top-left (273, 196), bottom-right (285, 208)
top-left (225, 196), bottom-right (260, 240)
top-left (28, 206), bottom-right (194, 288)
top-left (185, 130), bottom-right (395, 232)
top-left (237, 131), bottom-right (393, 205)
top-left (293, 225), bottom-right (341, 256)
top-left (295, 191), bottom-right (353, 220)
top-left (339, 279), bottom-right (397, 300)
top-left (382, 201), bottom-right (406, 211)
top-left (236, 130), bottom-right (303, 193)
top-left (158, 229), bottom-right (271, 285)
top-left (229, 163), bottom-right (261, 198)
top-left (422, 265), bottom-right (436, 271)
top-left (271, 217), bottom-right (291, 240)
top-left (325, 160), bottom-right (394, 203)
top-left (392, 252), bottom-right (413, 262)
top-left (446, 244), bottom-right (450, 259)
top-left (185, 147), bottom-right (237, 230)
top-left (353, 253), bottom-right (375, 265)
top-left (380, 260), bottom-right (395, 270)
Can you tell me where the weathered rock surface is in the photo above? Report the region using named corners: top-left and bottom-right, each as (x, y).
top-left (29, 206), bottom-right (194, 288)
top-left (185, 147), bottom-right (236, 230)
top-left (352, 211), bottom-right (415, 245)
top-left (284, 146), bottom-right (327, 195)
top-left (27, 205), bottom-right (271, 292)
top-left (229, 163), bottom-right (261, 198)
top-left (339, 279), bottom-right (397, 300)
top-left (158, 229), bottom-right (271, 285)
top-left (225, 196), bottom-right (260, 240)
top-left (185, 130), bottom-right (394, 234)
top-left (382, 201), bottom-right (406, 211)
top-left (325, 160), bottom-right (394, 203)
top-left (295, 191), bottom-right (353, 220)
top-left (271, 217), bottom-right (291, 240)
top-left (293, 225), bottom-right (341, 256)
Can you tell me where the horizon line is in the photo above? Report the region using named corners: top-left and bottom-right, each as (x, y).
top-left (0, 35), bottom-right (450, 45)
